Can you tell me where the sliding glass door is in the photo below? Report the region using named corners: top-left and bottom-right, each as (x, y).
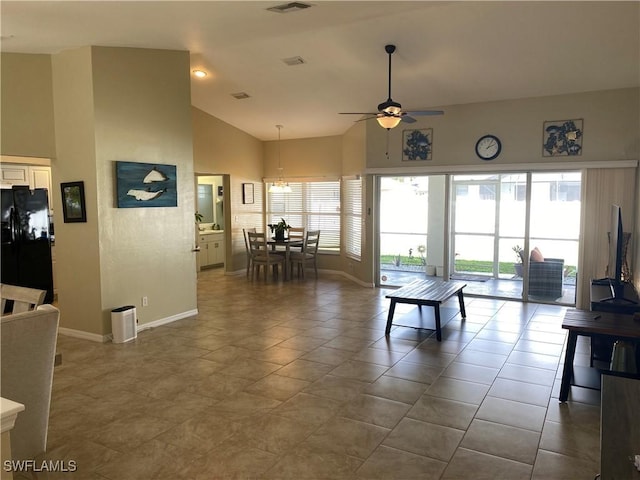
top-left (527, 172), bottom-right (581, 304)
top-left (378, 176), bottom-right (445, 287)
top-left (377, 171), bottom-right (581, 305)
top-left (450, 171), bottom-right (580, 304)
top-left (450, 174), bottom-right (527, 300)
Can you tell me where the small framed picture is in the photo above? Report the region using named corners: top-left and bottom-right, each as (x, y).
top-left (60, 181), bottom-right (87, 223)
top-left (542, 119), bottom-right (583, 157)
top-left (402, 128), bottom-right (433, 161)
top-left (242, 183), bottom-right (254, 204)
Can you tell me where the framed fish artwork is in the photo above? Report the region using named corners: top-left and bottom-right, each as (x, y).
top-left (115, 161), bottom-right (177, 208)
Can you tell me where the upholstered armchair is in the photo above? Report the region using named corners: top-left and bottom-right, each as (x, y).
top-left (1, 304), bottom-right (59, 460)
top-left (528, 257), bottom-right (565, 299)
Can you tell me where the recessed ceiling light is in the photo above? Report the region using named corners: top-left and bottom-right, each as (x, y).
top-left (267, 2), bottom-right (312, 13)
top-left (192, 70), bottom-right (207, 78)
top-left (282, 56), bottom-right (306, 66)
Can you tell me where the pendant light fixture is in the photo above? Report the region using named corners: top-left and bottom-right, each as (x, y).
top-left (268, 125), bottom-right (292, 193)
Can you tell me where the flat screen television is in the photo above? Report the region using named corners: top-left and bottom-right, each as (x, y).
top-left (599, 205), bottom-right (636, 304)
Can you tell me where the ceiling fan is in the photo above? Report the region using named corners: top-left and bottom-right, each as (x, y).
top-left (340, 44), bottom-right (443, 129)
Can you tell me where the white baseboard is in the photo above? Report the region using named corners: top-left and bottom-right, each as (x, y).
top-left (136, 309), bottom-right (199, 332)
top-left (58, 309), bottom-right (199, 343)
top-left (58, 327), bottom-right (109, 343)
top-left (335, 270), bottom-right (375, 288)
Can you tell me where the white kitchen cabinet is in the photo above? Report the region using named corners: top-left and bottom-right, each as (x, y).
top-left (198, 232), bottom-right (225, 268)
top-left (29, 166), bottom-right (52, 192)
top-left (1, 164), bottom-right (30, 186)
top-left (2, 164), bottom-right (52, 192)
top-left (1, 164), bottom-right (54, 213)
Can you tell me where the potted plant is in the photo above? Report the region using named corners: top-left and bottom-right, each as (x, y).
top-left (513, 245), bottom-right (525, 277)
top-left (195, 211), bottom-right (204, 231)
top-left (268, 218), bottom-right (291, 241)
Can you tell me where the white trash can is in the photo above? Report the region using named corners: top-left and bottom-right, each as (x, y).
top-left (111, 305), bottom-right (137, 343)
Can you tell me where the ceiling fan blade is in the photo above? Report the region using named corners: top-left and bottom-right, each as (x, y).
top-left (401, 115), bottom-right (417, 124)
top-left (404, 110), bottom-right (445, 116)
top-left (354, 116), bottom-right (379, 123)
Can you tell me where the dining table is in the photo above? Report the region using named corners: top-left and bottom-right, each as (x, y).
top-left (267, 237), bottom-right (304, 280)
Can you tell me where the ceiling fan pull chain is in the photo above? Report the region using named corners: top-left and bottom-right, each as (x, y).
top-left (385, 129), bottom-right (390, 160)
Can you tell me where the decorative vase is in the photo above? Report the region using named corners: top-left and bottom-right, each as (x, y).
top-left (514, 263), bottom-right (523, 277)
top-left (275, 230), bottom-right (285, 241)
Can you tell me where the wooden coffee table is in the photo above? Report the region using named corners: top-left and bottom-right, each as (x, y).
top-left (385, 279), bottom-right (467, 341)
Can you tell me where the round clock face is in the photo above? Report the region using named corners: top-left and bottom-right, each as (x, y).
top-left (475, 135), bottom-right (502, 160)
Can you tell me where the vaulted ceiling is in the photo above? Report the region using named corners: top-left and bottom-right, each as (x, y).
top-left (2, 1), bottom-right (638, 141)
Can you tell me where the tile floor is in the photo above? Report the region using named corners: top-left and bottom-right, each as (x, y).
top-left (26, 268), bottom-right (603, 479)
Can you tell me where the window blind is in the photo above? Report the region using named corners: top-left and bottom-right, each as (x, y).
top-left (267, 181), bottom-right (341, 251)
top-left (343, 177), bottom-right (363, 260)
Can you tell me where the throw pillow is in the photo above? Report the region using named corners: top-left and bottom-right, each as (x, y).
top-left (530, 247), bottom-right (545, 262)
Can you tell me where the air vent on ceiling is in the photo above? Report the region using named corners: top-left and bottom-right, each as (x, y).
top-left (231, 92), bottom-right (251, 100)
top-left (267, 2), bottom-right (312, 13)
top-left (282, 56), bottom-right (306, 66)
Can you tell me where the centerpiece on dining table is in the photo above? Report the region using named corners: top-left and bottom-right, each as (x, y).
top-left (268, 218), bottom-right (291, 241)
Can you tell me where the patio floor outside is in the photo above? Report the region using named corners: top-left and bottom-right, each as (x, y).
top-left (380, 265), bottom-right (576, 306)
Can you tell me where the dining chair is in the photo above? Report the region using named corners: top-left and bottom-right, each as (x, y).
top-left (242, 228), bottom-right (256, 278)
top-left (289, 230), bottom-right (320, 279)
top-left (287, 227), bottom-right (306, 252)
top-left (247, 231), bottom-right (285, 281)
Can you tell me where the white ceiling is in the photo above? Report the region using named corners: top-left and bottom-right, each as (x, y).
top-left (2, 1), bottom-right (638, 141)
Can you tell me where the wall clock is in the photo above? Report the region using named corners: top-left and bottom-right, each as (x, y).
top-left (475, 134), bottom-right (502, 161)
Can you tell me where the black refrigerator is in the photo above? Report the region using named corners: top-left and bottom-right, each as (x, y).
top-left (1, 186), bottom-right (54, 303)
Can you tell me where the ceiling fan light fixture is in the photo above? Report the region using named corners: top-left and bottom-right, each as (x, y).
top-left (377, 115), bottom-right (401, 129)
top-left (378, 100), bottom-right (401, 115)
top-left (384, 105), bottom-right (401, 115)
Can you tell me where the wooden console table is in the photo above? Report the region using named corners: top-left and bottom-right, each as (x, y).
top-left (559, 308), bottom-right (640, 402)
top-left (385, 279), bottom-right (467, 341)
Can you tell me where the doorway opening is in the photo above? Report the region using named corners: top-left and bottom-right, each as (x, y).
top-left (195, 175), bottom-right (226, 271)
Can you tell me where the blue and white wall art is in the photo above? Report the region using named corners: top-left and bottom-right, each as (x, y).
top-left (542, 119), bottom-right (583, 157)
top-left (402, 128), bottom-right (433, 161)
top-left (116, 161), bottom-right (177, 208)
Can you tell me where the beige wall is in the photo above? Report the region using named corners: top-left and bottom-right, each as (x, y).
top-left (264, 135), bottom-right (342, 179)
top-left (366, 88), bottom-right (639, 169)
top-left (50, 47), bottom-right (103, 335)
top-left (50, 47), bottom-right (196, 335)
top-left (91, 47), bottom-right (196, 332)
top-left (1, 53), bottom-right (56, 158)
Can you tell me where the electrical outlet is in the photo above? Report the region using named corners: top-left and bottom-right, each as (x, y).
top-left (142, 296), bottom-right (148, 307)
